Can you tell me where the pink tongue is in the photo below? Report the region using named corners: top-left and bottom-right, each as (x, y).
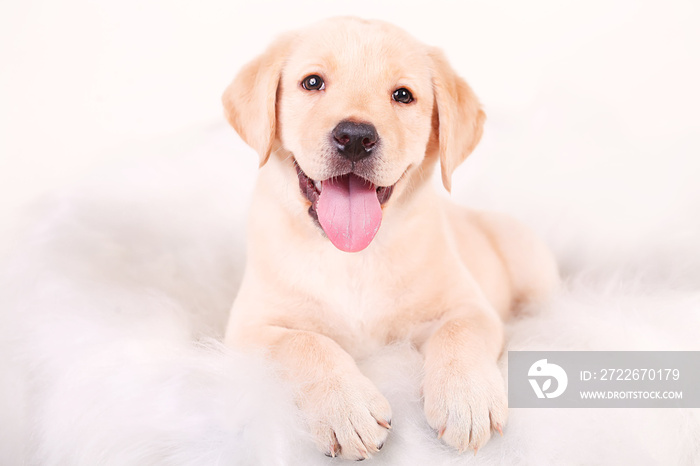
top-left (316, 174), bottom-right (382, 252)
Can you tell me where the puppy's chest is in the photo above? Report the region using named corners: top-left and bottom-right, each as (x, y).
top-left (317, 270), bottom-right (394, 325)
top-left (298, 257), bottom-right (408, 354)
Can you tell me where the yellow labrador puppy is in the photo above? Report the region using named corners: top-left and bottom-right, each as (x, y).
top-left (223, 17), bottom-right (558, 460)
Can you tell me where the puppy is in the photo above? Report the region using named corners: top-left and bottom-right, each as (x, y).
top-left (222, 17), bottom-right (558, 460)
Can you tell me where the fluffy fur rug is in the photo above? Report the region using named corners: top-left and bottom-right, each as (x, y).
top-left (1, 122), bottom-right (698, 466)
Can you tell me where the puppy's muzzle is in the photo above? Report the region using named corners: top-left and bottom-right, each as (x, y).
top-left (331, 120), bottom-right (379, 162)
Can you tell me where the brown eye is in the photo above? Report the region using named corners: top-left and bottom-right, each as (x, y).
top-left (392, 87), bottom-right (413, 104)
top-left (302, 75), bottom-right (324, 91)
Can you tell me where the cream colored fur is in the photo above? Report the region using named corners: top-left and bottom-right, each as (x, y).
top-left (222, 17), bottom-right (558, 460)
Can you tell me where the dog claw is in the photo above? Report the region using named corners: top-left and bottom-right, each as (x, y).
top-left (495, 423), bottom-right (503, 436)
top-left (377, 419), bottom-right (392, 429)
top-left (437, 426), bottom-right (446, 439)
top-left (326, 442), bottom-right (339, 458)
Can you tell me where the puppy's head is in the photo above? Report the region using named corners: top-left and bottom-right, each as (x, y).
top-left (223, 17), bottom-right (484, 252)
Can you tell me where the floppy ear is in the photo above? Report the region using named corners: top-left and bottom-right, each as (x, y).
top-left (429, 48), bottom-right (486, 192)
top-left (222, 35), bottom-right (291, 166)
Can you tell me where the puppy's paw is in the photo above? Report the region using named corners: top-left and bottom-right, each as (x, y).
top-left (303, 376), bottom-right (392, 460)
top-left (423, 362), bottom-right (507, 453)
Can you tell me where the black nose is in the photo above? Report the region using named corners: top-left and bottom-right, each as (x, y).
top-left (331, 120), bottom-right (378, 162)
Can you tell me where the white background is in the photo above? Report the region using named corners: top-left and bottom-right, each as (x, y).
top-left (2, 3), bottom-right (699, 464)
top-left (1, 0), bottom-right (699, 240)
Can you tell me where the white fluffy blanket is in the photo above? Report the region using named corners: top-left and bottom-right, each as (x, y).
top-left (1, 121), bottom-right (698, 465)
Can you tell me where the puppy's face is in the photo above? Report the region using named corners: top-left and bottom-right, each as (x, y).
top-left (223, 18), bottom-right (485, 252)
top-left (278, 19), bottom-right (434, 190)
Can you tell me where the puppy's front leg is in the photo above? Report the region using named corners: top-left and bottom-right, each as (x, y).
top-left (421, 308), bottom-right (507, 453)
top-left (237, 325), bottom-right (392, 460)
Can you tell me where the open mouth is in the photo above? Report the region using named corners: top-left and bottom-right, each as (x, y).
top-left (295, 160), bottom-right (396, 253)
